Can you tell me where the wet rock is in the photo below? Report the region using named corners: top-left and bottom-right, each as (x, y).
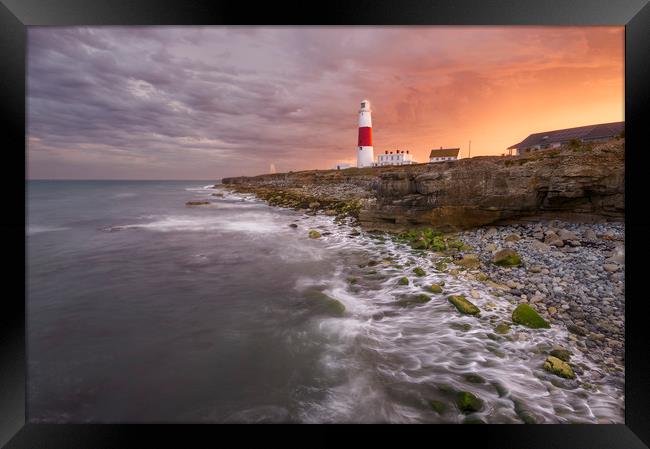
top-left (413, 267), bottom-right (426, 277)
top-left (185, 201), bottom-right (210, 206)
top-left (289, 223), bottom-right (298, 228)
top-left (492, 249), bottom-right (522, 267)
top-left (456, 391), bottom-right (483, 413)
top-left (398, 294), bottom-right (431, 307)
top-left (550, 346), bottom-right (572, 362)
top-left (504, 233), bottom-right (521, 242)
top-left (603, 264), bottom-right (619, 272)
top-left (543, 355), bottom-right (576, 379)
top-left (448, 295), bottom-right (480, 316)
top-left (308, 230), bottom-right (321, 239)
top-left (495, 323), bottom-right (511, 334)
top-left (428, 400), bottom-right (447, 414)
top-left (512, 304), bottom-right (550, 329)
top-left (398, 277), bottom-right (409, 286)
top-left (429, 283), bottom-right (443, 294)
top-left (464, 373), bottom-right (485, 384)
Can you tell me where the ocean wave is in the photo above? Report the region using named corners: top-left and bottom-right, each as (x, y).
top-left (109, 213), bottom-right (285, 234)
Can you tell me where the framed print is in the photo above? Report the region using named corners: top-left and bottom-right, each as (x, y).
top-left (1, 0), bottom-right (649, 447)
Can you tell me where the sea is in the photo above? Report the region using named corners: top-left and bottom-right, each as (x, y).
top-left (27, 180), bottom-right (624, 423)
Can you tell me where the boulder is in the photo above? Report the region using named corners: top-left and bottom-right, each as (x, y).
top-left (185, 201), bottom-right (210, 206)
top-left (549, 346), bottom-right (572, 362)
top-left (398, 294), bottom-right (431, 307)
top-left (448, 295), bottom-right (480, 315)
top-left (544, 232), bottom-right (564, 247)
top-left (512, 303), bottom-right (550, 329)
top-left (583, 229), bottom-right (598, 241)
top-left (557, 229), bottom-right (579, 241)
top-left (455, 254), bottom-right (481, 269)
top-left (504, 233), bottom-right (521, 242)
top-left (543, 355), bottom-right (576, 379)
top-left (413, 267), bottom-right (426, 277)
top-left (456, 391), bottom-right (483, 413)
top-left (495, 323), bottom-right (511, 334)
top-left (485, 243), bottom-right (497, 252)
top-left (428, 400), bottom-right (447, 414)
top-left (429, 283), bottom-right (443, 293)
top-left (530, 240), bottom-right (551, 252)
top-left (308, 230), bottom-right (321, 239)
top-left (289, 223), bottom-right (298, 228)
top-left (492, 249), bottom-right (522, 267)
top-left (398, 277), bottom-right (409, 286)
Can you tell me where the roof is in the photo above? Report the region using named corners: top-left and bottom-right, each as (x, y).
top-left (429, 148), bottom-right (460, 158)
top-left (508, 121), bottom-right (624, 149)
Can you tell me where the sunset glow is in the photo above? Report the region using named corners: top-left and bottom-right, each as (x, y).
top-left (27, 26), bottom-right (624, 179)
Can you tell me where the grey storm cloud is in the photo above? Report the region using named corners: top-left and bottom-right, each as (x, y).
top-left (27, 26), bottom-right (623, 179)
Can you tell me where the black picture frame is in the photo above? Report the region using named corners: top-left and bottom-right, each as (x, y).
top-left (2, 0), bottom-right (649, 446)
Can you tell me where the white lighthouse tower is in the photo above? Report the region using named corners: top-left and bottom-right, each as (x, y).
top-left (356, 99), bottom-right (374, 167)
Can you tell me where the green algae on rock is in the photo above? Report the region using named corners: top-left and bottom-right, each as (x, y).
top-left (512, 303), bottom-right (550, 329)
top-left (495, 323), bottom-right (511, 334)
top-left (308, 230), bottom-right (321, 239)
top-left (413, 267), bottom-right (426, 277)
top-left (398, 294), bottom-right (431, 307)
top-left (492, 248), bottom-right (522, 267)
top-left (428, 400), bottom-right (447, 414)
top-left (543, 355), bottom-right (576, 379)
top-left (429, 283), bottom-right (443, 294)
top-left (456, 391), bottom-right (483, 413)
top-left (550, 346), bottom-right (572, 362)
top-left (398, 277), bottom-right (409, 286)
top-left (448, 295), bottom-right (480, 316)
top-left (464, 373), bottom-right (485, 384)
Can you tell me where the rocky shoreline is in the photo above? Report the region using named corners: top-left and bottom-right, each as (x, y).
top-left (217, 140), bottom-right (625, 392)
top-left (452, 221), bottom-right (625, 385)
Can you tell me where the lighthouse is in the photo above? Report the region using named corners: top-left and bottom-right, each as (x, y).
top-left (356, 99), bottom-right (374, 167)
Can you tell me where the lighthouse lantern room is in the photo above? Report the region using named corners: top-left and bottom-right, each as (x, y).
top-left (356, 99), bottom-right (374, 167)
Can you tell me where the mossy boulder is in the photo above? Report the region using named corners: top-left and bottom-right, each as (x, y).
top-left (186, 201), bottom-right (210, 206)
top-left (454, 254), bottom-right (481, 269)
top-left (495, 323), bottom-right (511, 334)
top-left (434, 261), bottom-right (448, 272)
top-left (492, 249), bottom-right (522, 267)
top-left (543, 355), bottom-right (576, 379)
top-left (456, 391), bottom-right (483, 413)
top-left (413, 267), bottom-right (426, 277)
top-left (428, 400), bottom-right (447, 414)
top-left (464, 373), bottom-right (485, 384)
top-left (429, 283), bottom-right (443, 294)
top-left (308, 230), bottom-right (321, 239)
top-left (398, 277), bottom-right (409, 286)
top-left (398, 294), bottom-right (431, 307)
top-left (448, 295), bottom-right (480, 316)
top-left (512, 304), bottom-right (550, 329)
top-left (550, 346), bottom-right (572, 362)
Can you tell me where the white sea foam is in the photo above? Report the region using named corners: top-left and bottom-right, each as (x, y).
top-left (113, 212), bottom-right (285, 234)
top-left (27, 225), bottom-right (70, 235)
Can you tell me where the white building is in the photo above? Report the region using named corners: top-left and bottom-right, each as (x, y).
top-left (377, 150), bottom-right (416, 166)
top-left (429, 147), bottom-right (460, 163)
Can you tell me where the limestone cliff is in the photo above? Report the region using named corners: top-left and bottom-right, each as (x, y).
top-left (222, 139), bottom-right (624, 231)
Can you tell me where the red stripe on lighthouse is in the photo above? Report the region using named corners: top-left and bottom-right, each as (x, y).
top-left (358, 127), bottom-right (372, 147)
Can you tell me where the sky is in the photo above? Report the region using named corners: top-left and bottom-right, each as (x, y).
top-left (27, 26), bottom-right (624, 180)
